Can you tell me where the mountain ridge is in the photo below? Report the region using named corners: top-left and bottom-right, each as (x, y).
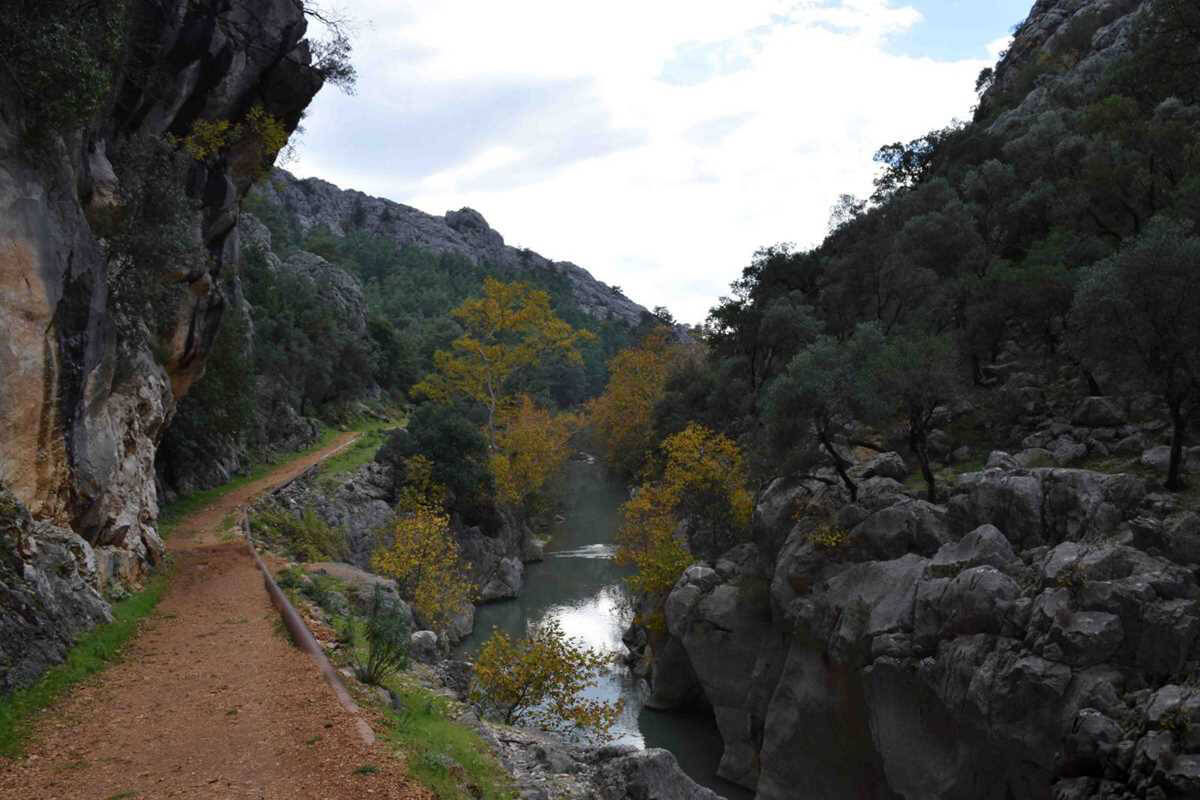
top-left (255, 168), bottom-right (650, 326)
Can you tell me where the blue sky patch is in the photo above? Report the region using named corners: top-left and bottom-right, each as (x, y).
top-left (887, 0), bottom-right (1032, 60)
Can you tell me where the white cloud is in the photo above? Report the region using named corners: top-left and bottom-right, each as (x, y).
top-left (293, 1), bottom-right (996, 323)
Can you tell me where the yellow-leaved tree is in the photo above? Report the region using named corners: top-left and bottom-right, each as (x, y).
top-left (471, 619), bottom-right (623, 741)
top-left (371, 503), bottom-right (474, 634)
top-left (616, 423), bottom-right (753, 629)
top-left (586, 329), bottom-right (689, 477)
top-left (413, 278), bottom-right (594, 444)
top-left (490, 395), bottom-right (577, 512)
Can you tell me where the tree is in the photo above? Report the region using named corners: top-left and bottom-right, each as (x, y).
top-left (762, 324), bottom-right (884, 501)
top-left (414, 278), bottom-right (594, 444)
top-left (587, 329), bottom-right (688, 477)
top-left (375, 403), bottom-right (497, 530)
top-left (616, 424), bottom-right (753, 620)
top-left (471, 619), bottom-right (622, 740)
top-left (1070, 217), bottom-right (1200, 489)
top-left (371, 504), bottom-right (475, 634)
top-left (862, 333), bottom-right (964, 502)
top-left (490, 395), bottom-right (576, 512)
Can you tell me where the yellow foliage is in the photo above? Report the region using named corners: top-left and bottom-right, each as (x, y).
top-left (414, 278), bottom-right (594, 443)
top-left (177, 104), bottom-right (290, 174)
top-left (805, 523), bottom-right (849, 550)
top-left (616, 424), bottom-right (752, 601)
top-left (490, 395), bottom-right (576, 510)
top-left (470, 619), bottom-right (623, 740)
top-left (179, 118), bottom-right (234, 160)
top-left (396, 454), bottom-right (448, 512)
top-left (371, 504), bottom-right (474, 634)
top-left (586, 329), bottom-right (686, 477)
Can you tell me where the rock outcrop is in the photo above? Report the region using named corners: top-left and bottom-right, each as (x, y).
top-left (647, 452), bottom-right (1200, 800)
top-left (0, 0), bottom-right (324, 690)
top-left (254, 169), bottom-right (650, 326)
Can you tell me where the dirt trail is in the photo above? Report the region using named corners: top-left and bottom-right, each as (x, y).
top-left (1, 433), bottom-right (424, 800)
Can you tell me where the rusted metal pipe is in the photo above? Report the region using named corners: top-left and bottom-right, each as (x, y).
top-left (242, 512), bottom-right (376, 747)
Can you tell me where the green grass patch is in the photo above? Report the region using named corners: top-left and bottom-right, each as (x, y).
top-left (384, 684), bottom-right (516, 800)
top-left (0, 573), bottom-right (170, 758)
top-left (315, 424), bottom-right (396, 489)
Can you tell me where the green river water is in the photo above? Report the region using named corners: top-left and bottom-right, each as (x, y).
top-left (458, 457), bottom-right (753, 800)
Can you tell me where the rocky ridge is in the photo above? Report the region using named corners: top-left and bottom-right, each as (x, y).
top-left (254, 169), bottom-right (649, 326)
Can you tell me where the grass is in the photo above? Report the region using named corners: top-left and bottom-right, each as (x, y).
top-left (0, 573), bottom-right (170, 758)
top-left (327, 616), bottom-right (513, 800)
top-left (384, 684), bottom-right (517, 800)
top-left (314, 419), bottom-right (399, 489)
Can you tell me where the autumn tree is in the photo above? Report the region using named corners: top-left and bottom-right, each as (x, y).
top-left (471, 619), bottom-right (622, 740)
top-left (372, 504), bottom-right (474, 634)
top-left (414, 278), bottom-right (594, 444)
top-left (490, 395), bottom-right (576, 513)
top-left (616, 424), bottom-right (753, 628)
top-left (587, 329), bottom-right (688, 477)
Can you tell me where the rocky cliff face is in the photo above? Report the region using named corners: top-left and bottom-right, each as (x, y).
top-left (255, 169), bottom-right (649, 326)
top-left (0, 0), bottom-right (322, 690)
top-left (983, 0), bottom-right (1146, 131)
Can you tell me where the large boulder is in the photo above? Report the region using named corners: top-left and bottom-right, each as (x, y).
top-left (1073, 397), bottom-right (1126, 428)
top-left (591, 748), bottom-right (722, 800)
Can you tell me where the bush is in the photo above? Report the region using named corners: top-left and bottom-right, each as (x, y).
top-left (471, 620), bottom-right (622, 741)
top-left (0, 1), bottom-right (130, 138)
top-left (371, 505), bottom-right (474, 634)
top-left (251, 506), bottom-right (346, 562)
top-left (353, 587), bottom-right (410, 686)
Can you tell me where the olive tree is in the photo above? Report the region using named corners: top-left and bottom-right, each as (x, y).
top-left (1070, 217), bottom-right (1200, 490)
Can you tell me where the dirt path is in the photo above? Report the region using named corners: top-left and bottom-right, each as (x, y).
top-left (1, 434), bottom-right (424, 800)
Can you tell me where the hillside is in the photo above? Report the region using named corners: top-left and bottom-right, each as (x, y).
top-left (258, 168), bottom-right (647, 326)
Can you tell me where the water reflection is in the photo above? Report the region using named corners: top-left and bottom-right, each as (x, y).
top-left (458, 459), bottom-right (754, 800)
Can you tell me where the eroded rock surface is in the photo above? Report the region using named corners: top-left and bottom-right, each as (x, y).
top-left (0, 0), bottom-right (323, 690)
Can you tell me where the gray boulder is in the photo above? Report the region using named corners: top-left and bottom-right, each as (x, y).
top-left (410, 630), bottom-right (439, 664)
top-left (591, 749), bottom-right (721, 800)
top-left (1073, 396), bottom-right (1126, 428)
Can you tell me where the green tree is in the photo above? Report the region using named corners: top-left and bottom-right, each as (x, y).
top-left (862, 333), bottom-right (964, 502)
top-left (1070, 217), bottom-right (1200, 489)
top-left (762, 324), bottom-right (884, 501)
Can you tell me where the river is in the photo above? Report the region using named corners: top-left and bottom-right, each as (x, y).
top-left (457, 457), bottom-right (754, 800)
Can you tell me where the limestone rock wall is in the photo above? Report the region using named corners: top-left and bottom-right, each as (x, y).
top-left (0, 0), bottom-right (323, 691)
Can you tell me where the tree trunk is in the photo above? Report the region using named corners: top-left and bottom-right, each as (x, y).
top-left (1167, 401), bottom-right (1187, 491)
top-left (819, 424), bottom-right (857, 503)
top-left (910, 425), bottom-right (937, 502)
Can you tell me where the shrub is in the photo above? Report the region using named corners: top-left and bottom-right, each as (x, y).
top-left (0, 1), bottom-right (130, 139)
top-left (353, 586), bottom-right (410, 686)
top-left (251, 506), bottom-right (346, 562)
top-left (471, 620), bottom-right (622, 741)
top-left (805, 524), bottom-right (850, 551)
top-left (371, 505), bottom-right (474, 634)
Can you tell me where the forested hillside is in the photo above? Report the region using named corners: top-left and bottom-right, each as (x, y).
top-left (581, 2), bottom-right (1200, 798)
top-left (157, 171), bottom-right (659, 499)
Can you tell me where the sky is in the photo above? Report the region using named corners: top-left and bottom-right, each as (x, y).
top-left (291, 1), bottom-right (1032, 323)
